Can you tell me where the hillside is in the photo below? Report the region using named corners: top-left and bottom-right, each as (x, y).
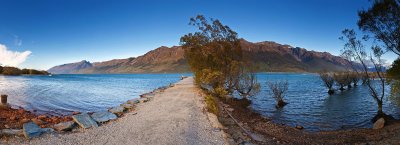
top-left (48, 40), bottom-right (350, 74)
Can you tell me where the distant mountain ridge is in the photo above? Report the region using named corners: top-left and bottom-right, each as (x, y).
top-left (48, 39), bottom-right (351, 74)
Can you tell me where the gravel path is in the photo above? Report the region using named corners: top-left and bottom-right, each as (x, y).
top-left (4, 77), bottom-right (226, 145)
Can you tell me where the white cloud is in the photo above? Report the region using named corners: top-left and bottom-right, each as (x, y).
top-left (0, 44), bottom-right (31, 67)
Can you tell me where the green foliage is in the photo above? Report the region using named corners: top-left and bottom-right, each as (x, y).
top-left (388, 58), bottom-right (400, 80)
top-left (180, 15), bottom-right (260, 99)
top-left (358, 0), bottom-right (400, 56)
top-left (205, 94), bottom-right (219, 115)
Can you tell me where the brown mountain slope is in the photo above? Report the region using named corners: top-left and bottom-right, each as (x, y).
top-left (48, 40), bottom-right (349, 74)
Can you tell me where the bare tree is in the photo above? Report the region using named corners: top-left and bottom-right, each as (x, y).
top-left (267, 81), bottom-right (289, 108)
top-left (235, 68), bottom-right (261, 99)
top-left (319, 72), bottom-right (335, 94)
top-left (350, 72), bottom-right (360, 86)
top-left (340, 29), bottom-right (388, 117)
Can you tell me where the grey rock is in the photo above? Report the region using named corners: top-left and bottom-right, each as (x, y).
top-left (72, 113), bottom-right (98, 129)
top-left (91, 111), bottom-right (117, 123)
top-left (41, 128), bottom-right (54, 133)
top-left (127, 98), bottom-right (140, 105)
top-left (139, 98), bottom-right (149, 103)
top-left (373, 118), bottom-right (385, 129)
top-left (23, 122), bottom-right (43, 139)
top-left (249, 133), bottom-right (266, 142)
top-left (121, 103), bottom-right (134, 109)
top-left (54, 121), bottom-right (76, 131)
top-left (295, 125), bottom-right (304, 130)
top-left (1, 129), bottom-right (23, 136)
top-left (109, 106), bottom-right (125, 115)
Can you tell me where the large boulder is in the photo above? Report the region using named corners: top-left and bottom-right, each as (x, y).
top-left (72, 113), bottom-right (98, 129)
top-left (54, 121), bottom-right (76, 131)
top-left (91, 111), bottom-right (117, 123)
top-left (109, 106), bottom-right (125, 116)
top-left (23, 122), bottom-right (45, 139)
top-left (373, 118), bottom-right (385, 129)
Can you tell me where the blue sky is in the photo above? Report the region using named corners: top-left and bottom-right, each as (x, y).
top-left (0, 0), bottom-right (397, 70)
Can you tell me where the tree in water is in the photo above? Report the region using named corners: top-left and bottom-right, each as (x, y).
top-left (180, 15), bottom-right (260, 100)
top-left (267, 81), bottom-right (289, 108)
top-left (358, 0), bottom-right (400, 56)
top-left (333, 72), bottom-right (349, 91)
top-left (319, 72), bottom-right (335, 94)
top-left (340, 29), bottom-right (388, 118)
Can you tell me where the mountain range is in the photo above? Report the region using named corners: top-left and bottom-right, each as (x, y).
top-left (48, 39), bottom-right (351, 74)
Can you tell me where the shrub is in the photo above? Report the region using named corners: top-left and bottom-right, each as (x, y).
top-left (333, 72), bottom-right (349, 91)
top-left (205, 94), bottom-right (219, 115)
top-left (267, 80), bottom-right (289, 108)
top-left (319, 72), bottom-right (335, 94)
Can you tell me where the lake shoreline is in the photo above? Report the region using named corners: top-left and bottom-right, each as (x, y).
top-left (0, 80), bottom-right (174, 140)
top-left (217, 97), bottom-right (400, 144)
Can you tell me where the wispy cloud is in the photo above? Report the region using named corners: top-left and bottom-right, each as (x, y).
top-left (0, 44), bottom-right (31, 67)
top-left (13, 34), bottom-right (22, 47)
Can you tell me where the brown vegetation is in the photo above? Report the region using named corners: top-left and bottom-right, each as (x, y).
top-left (0, 66), bottom-right (49, 76)
top-left (180, 15), bottom-right (260, 99)
top-left (267, 81), bottom-right (289, 108)
top-left (319, 72), bottom-right (335, 94)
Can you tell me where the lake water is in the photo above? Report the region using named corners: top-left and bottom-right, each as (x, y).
top-left (0, 74), bottom-right (185, 115)
top-left (1, 73), bottom-right (399, 131)
top-left (251, 73), bottom-right (400, 131)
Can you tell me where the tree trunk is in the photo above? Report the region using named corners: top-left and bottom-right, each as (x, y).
top-left (377, 101), bottom-right (383, 115)
top-left (328, 89), bottom-right (335, 95)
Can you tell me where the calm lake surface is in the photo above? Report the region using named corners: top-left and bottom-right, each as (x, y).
top-left (0, 74), bottom-right (185, 115)
top-left (251, 73), bottom-right (400, 131)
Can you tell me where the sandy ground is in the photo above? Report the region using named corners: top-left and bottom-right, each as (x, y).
top-left (3, 77), bottom-right (226, 145)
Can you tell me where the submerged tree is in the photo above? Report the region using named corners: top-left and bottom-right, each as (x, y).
top-left (349, 72), bottom-right (360, 86)
top-left (267, 81), bottom-right (289, 108)
top-left (319, 72), bottom-right (335, 94)
top-left (235, 68), bottom-right (261, 98)
top-left (340, 29), bottom-right (388, 117)
top-left (180, 15), bottom-right (260, 100)
top-left (333, 72), bottom-right (349, 91)
top-left (358, 0), bottom-right (400, 56)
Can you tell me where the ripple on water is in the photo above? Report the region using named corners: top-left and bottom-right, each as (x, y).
top-left (251, 73), bottom-right (399, 131)
top-left (0, 74), bottom-right (186, 115)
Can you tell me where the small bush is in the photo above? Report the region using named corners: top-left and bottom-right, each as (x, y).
top-left (205, 94), bottom-right (219, 115)
top-left (267, 80), bottom-right (289, 108)
top-left (319, 72), bottom-right (335, 94)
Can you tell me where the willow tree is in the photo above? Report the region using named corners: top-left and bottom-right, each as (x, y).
top-left (180, 15), bottom-right (259, 99)
top-left (340, 29), bottom-right (387, 117)
top-left (358, 0), bottom-right (400, 56)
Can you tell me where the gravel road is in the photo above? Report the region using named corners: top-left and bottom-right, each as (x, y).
top-left (4, 77), bottom-right (226, 145)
